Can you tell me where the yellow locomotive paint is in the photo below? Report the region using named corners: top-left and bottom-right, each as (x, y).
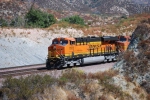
top-left (76, 41), bottom-right (101, 45)
top-left (48, 44), bottom-right (116, 59)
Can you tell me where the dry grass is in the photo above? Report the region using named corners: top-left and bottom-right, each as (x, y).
top-left (124, 75), bottom-right (132, 82)
top-left (48, 21), bottom-right (86, 30)
top-left (98, 95), bottom-right (107, 100)
top-left (80, 80), bottom-right (99, 94)
top-left (0, 68), bottom-right (145, 100)
top-left (133, 87), bottom-right (141, 94)
top-left (66, 91), bottom-right (81, 100)
top-left (87, 70), bottom-right (118, 81)
top-left (1, 75), bottom-right (56, 100)
top-left (82, 13), bottom-right (150, 36)
top-left (86, 70), bottom-right (129, 99)
top-left (147, 94), bottom-right (150, 100)
top-left (58, 69), bottom-right (86, 86)
top-left (82, 27), bottom-right (102, 36)
top-left (123, 51), bottom-right (133, 59)
top-left (144, 51), bottom-right (150, 59)
top-left (140, 93), bottom-right (145, 99)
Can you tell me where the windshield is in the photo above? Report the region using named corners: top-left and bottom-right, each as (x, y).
top-left (52, 40), bottom-right (59, 44)
top-left (60, 40), bottom-right (68, 46)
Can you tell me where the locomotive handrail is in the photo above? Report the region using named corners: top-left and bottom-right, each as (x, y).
top-left (55, 50), bottom-right (65, 59)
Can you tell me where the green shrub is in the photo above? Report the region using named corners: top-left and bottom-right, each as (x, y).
top-left (121, 15), bottom-right (128, 19)
top-left (25, 8), bottom-right (56, 28)
top-left (10, 16), bottom-right (25, 27)
top-left (62, 15), bottom-right (85, 25)
top-left (0, 18), bottom-right (8, 27)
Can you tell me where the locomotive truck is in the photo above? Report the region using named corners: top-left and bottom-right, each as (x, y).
top-left (46, 36), bottom-right (130, 69)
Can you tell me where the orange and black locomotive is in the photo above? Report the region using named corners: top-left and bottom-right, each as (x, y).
top-left (46, 36), bottom-right (130, 69)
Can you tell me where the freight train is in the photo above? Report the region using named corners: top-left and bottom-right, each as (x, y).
top-left (46, 36), bottom-right (130, 69)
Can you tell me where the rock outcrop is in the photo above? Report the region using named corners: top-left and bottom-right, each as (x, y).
top-left (114, 19), bottom-right (150, 93)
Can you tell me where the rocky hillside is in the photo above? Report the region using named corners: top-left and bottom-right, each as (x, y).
top-left (22, 0), bottom-right (150, 16)
top-left (1, 0), bottom-right (150, 23)
top-left (114, 19), bottom-right (150, 94)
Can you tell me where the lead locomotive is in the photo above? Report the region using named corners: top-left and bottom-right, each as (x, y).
top-left (46, 36), bottom-right (130, 69)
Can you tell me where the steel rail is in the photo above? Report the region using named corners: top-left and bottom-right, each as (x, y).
top-left (0, 64), bottom-right (47, 78)
top-left (0, 63), bottom-right (45, 70)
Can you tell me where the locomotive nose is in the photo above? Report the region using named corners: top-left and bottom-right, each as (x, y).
top-left (48, 45), bottom-right (56, 57)
top-left (53, 46), bottom-right (56, 49)
top-left (48, 45), bottom-right (64, 58)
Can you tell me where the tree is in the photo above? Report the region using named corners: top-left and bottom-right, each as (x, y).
top-left (62, 15), bottom-right (85, 25)
top-left (25, 8), bottom-right (56, 28)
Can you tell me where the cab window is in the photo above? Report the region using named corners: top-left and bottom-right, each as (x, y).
top-left (70, 41), bottom-right (75, 45)
top-left (60, 40), bottom-right (68, 46)
top-left (120, 37), bottom-right (126, 41)
top-left (52, 40), bottom-right (59, 44)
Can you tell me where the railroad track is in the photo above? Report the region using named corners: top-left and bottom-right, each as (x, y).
top-left (0, 64), bottom-right (47, 78)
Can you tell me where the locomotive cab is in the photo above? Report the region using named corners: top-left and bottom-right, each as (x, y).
top-left (116, 36), bottom-right (131, 52)
top-left (46, 37), bottom-right (76, 68)
top-left (48, 38), bottom-right (70, 58)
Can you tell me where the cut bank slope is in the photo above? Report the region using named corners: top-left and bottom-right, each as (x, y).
top-left (0, 28), bottom-right (83, 68)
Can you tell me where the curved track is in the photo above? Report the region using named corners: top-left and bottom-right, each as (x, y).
top-left (0, 62), bottom-right (115, 78)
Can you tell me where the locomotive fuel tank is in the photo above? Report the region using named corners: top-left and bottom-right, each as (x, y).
top-left (82, 56), bottom-right (105, 65)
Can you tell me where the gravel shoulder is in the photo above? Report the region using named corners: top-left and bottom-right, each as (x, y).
top-left (77, 62), bottom-right (115, 73)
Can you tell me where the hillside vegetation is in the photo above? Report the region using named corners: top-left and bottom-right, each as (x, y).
top-left (22, 0), bottom-right (150, 15)
top-left (0, 69), bottom-right (148, 100)
top-left (78, 14), bottom-right (150, 36)
top-left (0, 0), bottom-right (150, 37)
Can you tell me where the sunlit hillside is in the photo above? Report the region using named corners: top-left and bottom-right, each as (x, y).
top-left (48, 14), bottom-right (150, 36)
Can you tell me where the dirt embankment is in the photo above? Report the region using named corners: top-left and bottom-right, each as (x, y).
top-left (0, 28), bottom-right (83, 68)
